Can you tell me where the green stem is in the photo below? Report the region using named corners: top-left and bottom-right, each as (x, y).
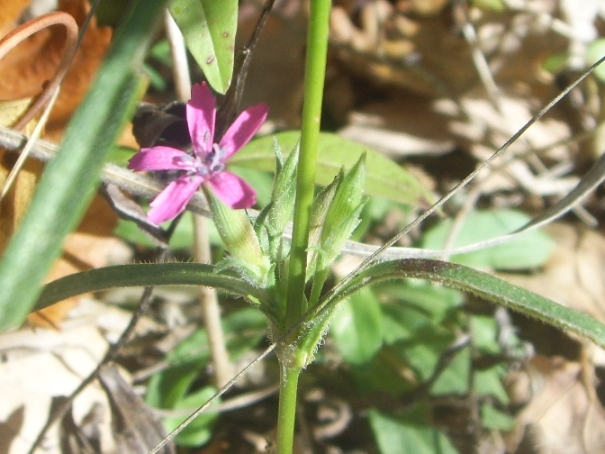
top-left (276, 364), bottom-right (302, 454)
top-left (285, 0), bottom-right (332, 332)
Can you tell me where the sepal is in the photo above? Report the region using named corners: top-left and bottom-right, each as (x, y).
top-left (205, 187), bottom-right (270, 285)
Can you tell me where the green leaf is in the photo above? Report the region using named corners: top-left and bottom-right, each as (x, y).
top-left (369, 408), bottom-right (458, 454)
top-left (378, 281), bottom-right (462, 344)
top-left (470, 314), bottom-right (502, 355)
top-left (430, 345), bottom-right (471, 395)
top-left (115, 211), bottom-right (223, 249)
top-left (587, 39), bottom-right (605, 83)
top-left (146, 307), bottom-right (266, 423)
top-left (381, 304), bottom-right (435, 344)
top-left (352, 354), bottom-right (415, 395)
top-left (146, 364), bottom-right (200, 409)
top-left (421, 209), bottom-right (555, 270)
top-left (474, 365), bottom-right (510, 404)
top-left (328, 258), bottom-right (605, 350)
top-left (163, 386), bottom-right (219, 447)
top-left (481, 403), bottom-right (514, 431)
top-left (331, 288), bottom-right (383, 364)
top-left (169, 0), bottom-right (237, 93)
top-left (158, 308), bottom-right (267, 368)
top-left (394, 327), bottom-right (454, 381)
top-left (0, 0), bottom-right (166, 331)
top-left (206, 188), bottom-right (270, 284)
top-left (234, 132), bottom-right (433, 207)
top-left (34, 263), bottom-right (265, 312)
top-left (471, 0), bottom-right (505, 11)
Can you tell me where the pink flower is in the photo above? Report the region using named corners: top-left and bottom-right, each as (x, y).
top-left (128, 82), bottom-right (268, 224)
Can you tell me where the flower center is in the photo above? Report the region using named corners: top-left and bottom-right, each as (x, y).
top-left (179, 143), bottom-right (225, 180)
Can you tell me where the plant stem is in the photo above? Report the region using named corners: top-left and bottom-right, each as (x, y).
top-left (278, 1), bottom-right (331, 452)
top-left (276, 364), bottom-right (302, 454)
top-left (285, 0), bottom-right (332, 333)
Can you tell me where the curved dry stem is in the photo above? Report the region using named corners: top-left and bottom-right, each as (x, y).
top-left (0, 11), bottom-right (79, 132)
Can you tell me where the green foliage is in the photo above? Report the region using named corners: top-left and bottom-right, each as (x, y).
top-left (481, 403), bottom-right (515, 431)
top-left (430, 345), bottom-right (471, 395)
top-left (34, 264), bottom-right (265, 313)
top-left (330, 287), bottom-right (383, 364)
top-left (115, 211), bottom-right (222, 249)
top-left (421, 209), bottom-right (555, 270)
top-left (369, 408), bottom-right (458, 454)
top-left (163, 386), bottom-right (219, 446)
top-left (587, 39), bottom-right (605, 82)
top-left (169, 0), bottom-right (237, 93)
top-left (144, 39), bottom-right (173, 91)
top-left (234, 131), bottom-right (433, 207)
top-left (254, 143), bottom-right (299, 258)
top-left (471, 0), bottom-right (505, 11)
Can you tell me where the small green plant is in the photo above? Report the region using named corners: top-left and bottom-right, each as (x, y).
top-left (3, 1), bottom-right (605, 453)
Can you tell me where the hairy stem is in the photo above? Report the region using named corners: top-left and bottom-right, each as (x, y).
top-left (276, 365), bottom-right (302, 454)
top-left (278, 0), bottom-right (331, 452)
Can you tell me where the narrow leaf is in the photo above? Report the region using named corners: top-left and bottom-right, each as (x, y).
top-left (35, 263), bottom-right (265, 312)
top-left (0, 0), bottom-right (166, 331)
top-left (326, 259), bottom-right (605, 349)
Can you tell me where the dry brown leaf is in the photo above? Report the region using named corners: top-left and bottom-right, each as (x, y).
top-left (505, 356), bottom-right (605, 454)
top-left (0, 0), bottom-right (112, 140)
top-left (0, 300), bottom-right (149, 453)
top-left (329, 1), bottom-right (566, 98)
top-left (0, 0), bottom-right (30, 35)
top-left (237, 4), bottom-right (306, 128)
top-left (338, 91), bottom-right (455, 158)
top-left (45, 0), bottom-right (112, 140)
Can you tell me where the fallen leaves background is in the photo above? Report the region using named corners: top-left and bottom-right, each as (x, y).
top-left (3, 0), bottom-right (605, 452)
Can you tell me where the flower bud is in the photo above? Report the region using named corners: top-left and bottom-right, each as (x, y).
top-left (205, 187), bottom-right (270, 284)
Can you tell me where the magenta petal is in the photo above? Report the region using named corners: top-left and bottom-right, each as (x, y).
top-left (147, 175), bottom-right (204, 224)
top-left (219, 103), bottom-right (269, 159)
top-left (187, 82), bottom-right (216, 158)
top-left (128, 147), bottom-right (192, 171)
top-left (208, 171), bottom-right (257, 209)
